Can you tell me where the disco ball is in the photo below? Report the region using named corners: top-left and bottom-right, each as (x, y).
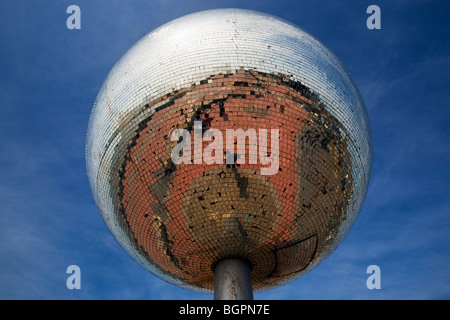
top-left (86, 8), bottom-right (372, 293)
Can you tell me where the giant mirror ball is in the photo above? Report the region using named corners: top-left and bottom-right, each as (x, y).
top-left (86, 8), bottom-right (372, 293)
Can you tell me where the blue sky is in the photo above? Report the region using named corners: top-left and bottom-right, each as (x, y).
top-left (1, 0), bottom-right (449, 300)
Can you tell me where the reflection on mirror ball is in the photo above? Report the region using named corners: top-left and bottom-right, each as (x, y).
top-left (86, 9), bottom-right (372, 293)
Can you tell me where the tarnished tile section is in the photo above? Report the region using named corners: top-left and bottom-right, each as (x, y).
top-left (86, 9), bottom-right (372, 293)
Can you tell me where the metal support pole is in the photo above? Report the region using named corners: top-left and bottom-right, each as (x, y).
top-left (214, 258), bottom-right (253, 300)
